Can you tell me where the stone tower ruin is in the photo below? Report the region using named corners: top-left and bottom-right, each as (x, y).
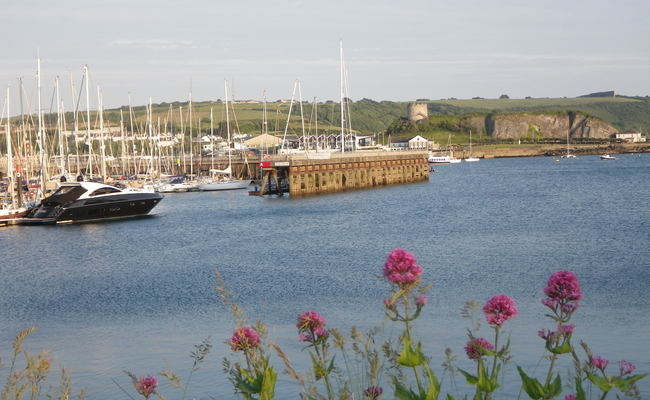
top-left (407, 103), bottom-right (428, 122)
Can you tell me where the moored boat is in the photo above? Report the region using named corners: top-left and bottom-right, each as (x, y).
top-left (19, 181), bottom-right (163, 224)
top-left (199, 179), bottom-right (251, 191)
top-left (428, 154), bottom-right (453, 165)
top-left (600, 154), bottom-right (616, 160)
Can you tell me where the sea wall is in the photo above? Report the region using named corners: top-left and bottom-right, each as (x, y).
top-left (286, 152), bottom-right (429, 196)
top-left (462, 114), bottom-right (617, 140)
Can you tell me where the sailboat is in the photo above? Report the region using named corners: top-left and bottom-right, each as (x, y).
top-left (561, 123), bottom-right (576, 158)
top-left (1, 86), bottom-right (29, 220)
top-left (198, 80), bottom-right (251, 191)
top-left (465, 130), bottom-right (479, 162)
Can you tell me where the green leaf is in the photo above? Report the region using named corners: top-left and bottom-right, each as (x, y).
top-left (546, 373), bottom-right (562, 398)
top-left (545, 338), bottom-right (572, 355)
top-left (574, 377), bottom-right (587, 400)
top-left (309, 352), bottom-right (328, 380)
top-left (458, 368), bottom-right (478, 386)
top-left (586, 371), bottom-right (612, 393)
top-left (517, 366), bottom-right (545, 399)
top-left (397, 334), bottom-right (424, 367)
top-left (422, 362), bottom-right (441, 400)
top-left (477, 359), bottom-right (499, 393)
top-left (260, 365), bottom-right (277, 400)
top-left (613, 373), bottom-right (648, 392)
top-left (544, 313), bottom-right (562, 323)
top-left (326, 354), bottom-right (336, 374)
top-left (392, 376), bottom-right (420, 400)
top-left (495, 334), bottom-right (512, 358)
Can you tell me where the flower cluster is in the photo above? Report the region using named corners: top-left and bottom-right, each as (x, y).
top-left (382, 248), bottom-right (422, 287)
top-left (538, 324), bottom-right (575, 345)
top-left (230, 326), bottom-right (261, 352)
top-left (483, 294), bottom-right (518, 328)
top-left (542, 270), bottom-right (583, 318)
top-left (364, 385), bottom-right (383, 399)
top-left (297, 311), bottom-right (329, 344)
top-left (134, 375), bottom-right (158, 400)
top-left (592, 355), bottom-right (609, 372)
top-left (464, 337), bottom-right (494, 361)
top-left (619, 360), bottom-right (637, 376)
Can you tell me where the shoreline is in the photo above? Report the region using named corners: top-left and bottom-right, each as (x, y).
top-left (457, 142), bottom-right (650, 159)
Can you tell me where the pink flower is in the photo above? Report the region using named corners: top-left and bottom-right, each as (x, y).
top-left (297, 311), bottom-right (329, 343)
top-left (134, 375), bottom-right (158, 399)
top-left (383, 249), bottom-right (423, 286)
top-left (464, 337), bottom-right (494, 361)
top-left (565, 394), bottom-right (577, 400)
top-left (415, 296), bottom-right (427, 307)
top-left (593, 356), bottom-right (609, 372)
top-left (543, 271), bottom-right (582, 317)
top-left (619, 360), bottom-right (636, 376)
top-left (483, 295), bottom-right (518, 327)
top-left (297, 311), bottom-right (326, 331)
top-left (558, 324), bottom-right (575, 335)
top-left (230, 327), bottom-right (261, 352)
top-left (364, 385), bottom-right (383, 399)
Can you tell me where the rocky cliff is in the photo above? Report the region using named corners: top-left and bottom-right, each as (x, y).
top-left (462, 114), bottom-right (617, 139)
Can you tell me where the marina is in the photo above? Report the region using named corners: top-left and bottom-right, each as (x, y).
top-left (1, 155), bottom-right (648, 399)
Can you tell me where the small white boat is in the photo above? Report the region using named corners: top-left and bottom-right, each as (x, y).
top-left (198, 179), bottom-right (251, 191)
top-left (155, 176), bottom-right (197, 193)
top-left (428, 155), bottom-right (452, 165)
top-left (600, 154), bottom-right (616, 160)
top-left (464, 130), bottom-right (480, 162)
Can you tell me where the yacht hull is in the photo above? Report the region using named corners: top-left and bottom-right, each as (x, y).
top-left (19, 182), bottom-right (163, 224)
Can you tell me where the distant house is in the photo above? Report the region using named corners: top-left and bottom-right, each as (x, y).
top-left (616, 130), bottom-right (646, 143)
top-left (389, 135), bottom-right (430, 150)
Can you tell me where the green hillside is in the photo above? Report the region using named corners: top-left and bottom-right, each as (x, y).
top-left (32, 95), bottom-right (650, 145)
top-left (422, 96), bottom-right (650, 133)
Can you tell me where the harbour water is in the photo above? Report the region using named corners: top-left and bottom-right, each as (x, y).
top-left (1, 154), bottom-right (648, 399)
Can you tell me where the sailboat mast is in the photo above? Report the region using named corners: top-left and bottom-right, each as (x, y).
top-left (120, 109), bottom-right (126, 176)
top-left (298, 81), bottom-right (306, 152)
top-left (84, 65), bottom-right (92, 180)
top-left (37, 57), bottom-right (47, 193)
top-left (98, 86), bottom-right (107, 181)
top-left (210, 107), bottom-right (214, 171)
top-left (56, 77), bottom-right (65, 178)
top-left (6, 86), bottom-right (15, 209)
top-left (340, 39), bottom-right (345, 154)
top-left (189, 89), bottom-right (193, 177)
top-left (68, 70), bottom-right (80, 175)
top-left (224, 79), bottom-right (232, 179)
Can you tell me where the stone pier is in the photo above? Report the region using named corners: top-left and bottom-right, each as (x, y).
top-left (261, 151), bottom-right (429, 196)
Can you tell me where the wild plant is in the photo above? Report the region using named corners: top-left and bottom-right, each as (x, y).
top-left (381, 248), bottom-right (439, 400)
top-left (119, 251), bottom-right (647, 400)
top-left (217, 272), bottom-right (277, 400)
top-left (0, 327), bottom-right (85, 400)
top-left (457, 296), bottom-right (516, 400)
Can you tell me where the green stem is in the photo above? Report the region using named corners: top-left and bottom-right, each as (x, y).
top-left (317, 341), bottom-right (334, 400)
top-left (544, 354), bottom-right (558, 390)
top-left (402, 291), bottom-right (423, 393)
top-left (489, 327), bottom-right (500, 381)
top-left (475, 358), bottom-right (483, 399)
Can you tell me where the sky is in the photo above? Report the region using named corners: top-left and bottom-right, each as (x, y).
top-left (1, 0), bottom-right (649, 113)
